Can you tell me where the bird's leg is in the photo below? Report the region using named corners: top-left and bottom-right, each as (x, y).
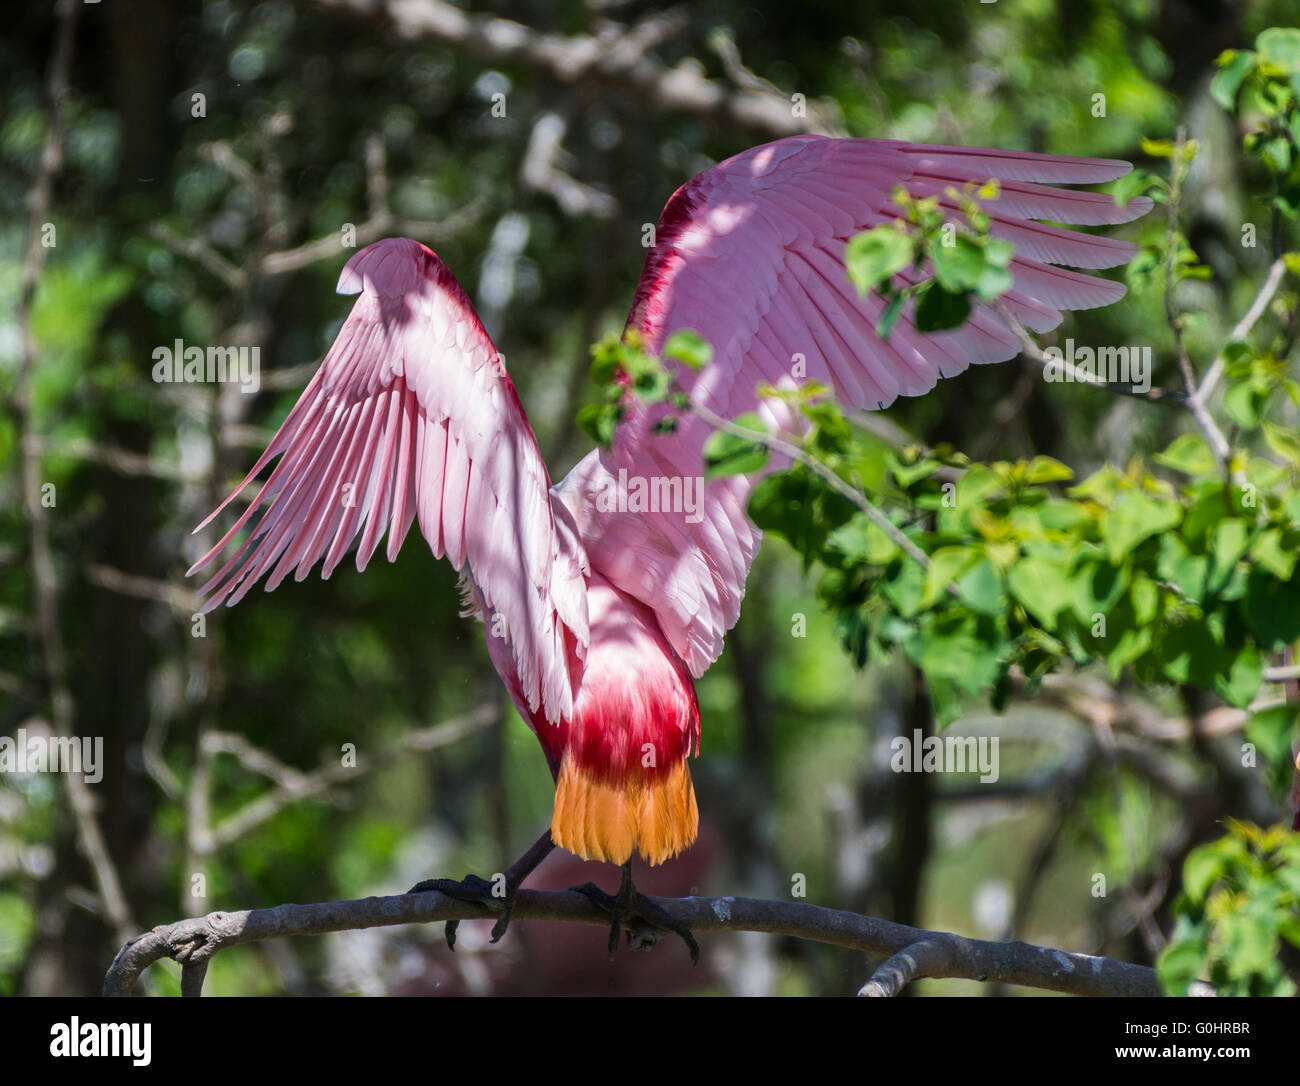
top-left (569, 860), bottom-right (700, 965)
top-left (407, 828), bottom-right (556, 950)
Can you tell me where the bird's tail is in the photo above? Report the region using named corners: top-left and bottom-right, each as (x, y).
top-left (550, 754), bottom-right (698, 867)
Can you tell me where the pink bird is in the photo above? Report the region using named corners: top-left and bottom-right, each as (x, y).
top-left (189, 135), bottom-right (1150, 958)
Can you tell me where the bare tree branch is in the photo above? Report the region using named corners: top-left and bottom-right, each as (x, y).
top-left (520, 112), bottom-right (618, 219)
top-left (994, 300), bottom-right (1182, 404)
top-left (13, 0), bottom-right (136, 948)
top-left (1194, 257), bottom-right (1289, 404)
top-left (317, 0), bottom-right (831, 137)
top-left (156, 134), bottom-right (487, 286)
top-left (688, 399), bottom-right (942, 579)
top-left (200, 704), bottom-right (495, 851)
top-left (26, 435), bottom-right (196, 481)
top-left (103, 886), bottom-right (1162, 997)
top-left (858, 937), bottom-right (951, 996)
top-left (85, 563), bottom-right (198, 615)
top-left (1165, 128), bottom-right (1201, 400)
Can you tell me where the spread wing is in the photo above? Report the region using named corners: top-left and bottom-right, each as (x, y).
top-left (559, 135), bottom-right (1152, 676)
top-left (189, 238), bottom-right (589, 724)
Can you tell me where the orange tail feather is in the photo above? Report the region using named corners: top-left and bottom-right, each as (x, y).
top-left (551, 755), bottom-right (699, 866)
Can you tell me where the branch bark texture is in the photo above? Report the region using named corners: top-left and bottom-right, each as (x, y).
top-left (104, 887), bottom-right (1161, 998)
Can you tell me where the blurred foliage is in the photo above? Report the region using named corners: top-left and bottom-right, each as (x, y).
top-left (3, 0), bottom-right (1300, 996)
top-left (589, 18), bottom-right (1300, 995)
top-left (1159, 820), bottom-right (1300, 996)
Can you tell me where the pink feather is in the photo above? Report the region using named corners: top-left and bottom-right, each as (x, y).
top-left (191, 137), bottom-right (1149, 736)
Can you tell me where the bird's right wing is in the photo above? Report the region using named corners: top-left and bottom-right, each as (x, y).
top-left (189, 238), bottom-right (589, 725)
top-left (562, 136), bottom-right (1151, 677)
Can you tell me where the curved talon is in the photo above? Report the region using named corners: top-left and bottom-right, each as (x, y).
top-left (489, 898), bottom-right (516, 944)
top-left (403, 830), bottom-right (557, 953)
top-left (569, 881), bottom-right (623, 958)
top-left (406, 874), bottom-right (507, 952)
top-left (569, 863), bottom-right (700, 965)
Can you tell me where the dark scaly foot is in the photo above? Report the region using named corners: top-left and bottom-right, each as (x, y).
top-left (570, 860), bottom-right (700, 965)
top-left (406, 873), bottom-right (511, 950)
top-left (407, 829), bottom-right (555, 950)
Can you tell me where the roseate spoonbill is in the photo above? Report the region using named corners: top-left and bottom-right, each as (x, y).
top-left (189, 135), bottom-right (1150, 958)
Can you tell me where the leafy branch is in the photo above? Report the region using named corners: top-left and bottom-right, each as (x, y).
top-left (576, 27), bottom-right (1300, 996)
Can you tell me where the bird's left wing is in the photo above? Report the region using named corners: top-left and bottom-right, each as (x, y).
top-left (560, 135), bottom-right (1151, 676)
top-left (189, 238), bottom-right (588, 724)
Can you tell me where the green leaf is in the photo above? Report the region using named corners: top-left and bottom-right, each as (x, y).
top-left (1155, 433), bottom-right (1216, 476)
top-left (955, 558), bottom-right (1004, 615)
top-left (1210, 518), bottom-right (1252, 585)
top-left (921, 546), bottom-right (979, 608)
top-left (1249, 528), bottom-right (1297, 580)
top-left (1242, 571), bottom-right (1300, 650)
top-left (1258, 28), bottom-right (1300, 77)
top-left (1156, 930), bottom-right (1209, 995)
top-left (888, 453), bottom-right (941, 489)
top-left (1023, 456), bottom-right (1074, 484)
top-left (1244, 704), bottom-right (1300, 796)
top-left (877, 290), bottom-right (906, 340)
top-left (924, 675), bottom-right (965, 729)
top-left (972, 262), bottom-right (1013, 303)
top-left (1101, 491), bottom-right (1182, 562)
top-left (914, 284), bottom-right (971, 333)
top-left (631, 365), bottom-right (671, 402)
top-left (1068, 464), bottom-right (1123, 504)
top-left (1036, 499), bottom-right (1086, 534)
top-left (1070, 556), bottom-right (1129, 621)
top-left (1262, 421), bottom-right (1300, 468)
top-left (662, 329), bottom-right (713, 370)
top-left (1140, 137), bottom-right (1176, 158)
top-left (827, 518), bottom-right (899, 566)
top-left (1158, 620), bottom-right (1225, 684)
top-left (1224, 380), bottom-right (1259, 430)
top-left (576, 401), bottom-right (621, 446)
top-left (748, 470), bottom-right (855, 571)
top-left (1130, 575), bottom-right (1159, 625)
top-left (1232, 909), bottom-right (1280, 977)
top-left (1210, 49), bottom-right (1257, 110)
top-left (1184, 844), bottom-right (1225, 903)
top-left (845, 226), bottom-right (913, 295)
top-left (882, 555), bottom-right (927, 618)
top-left (1008, 555), bottom-right (1074, 625)
top-left (1215, 646), bottom-right (1263, 709)
top-left (929, 234), bottom-right (985, 293)
top-left (703, 414), bottom-right (769, 478)
top-left (1111, 168), bottom-right (1159, 208)
top-left (906, 611), bottom-right (1005, 696)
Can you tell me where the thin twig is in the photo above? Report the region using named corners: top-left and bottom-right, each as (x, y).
top-left (26, 434), bottom-right (196, 481)
top-left (204, 704), bottom-right (496, 850)
top-left (1165, 127), bottom-right (1198, 396)
top-left (1194, 257), bottom-right (1288, 404)
top-left (994, 301), bottom-right (1181, 404)
top-left (520, 112), bottom-right (618, 219)
top-left (85, 563), bottom-right (198, 614)
top-left (257, 204), bottom-right (486, 278)
top-left (687, 399), bottom-right (941, 579)
top-left (13, 0), bottom-right (135, 948)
